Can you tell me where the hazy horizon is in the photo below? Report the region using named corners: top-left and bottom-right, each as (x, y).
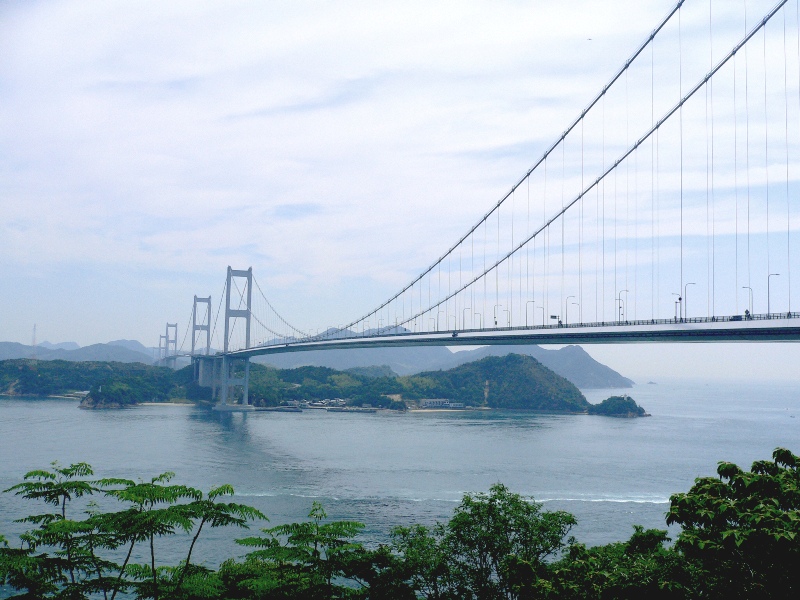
top-left (2, 0), bottom-right (799, 382)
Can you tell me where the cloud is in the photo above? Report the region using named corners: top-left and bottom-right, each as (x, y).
top-left (2, 0), bottom-right (798, 376)
top-left (272, 203), bottom-right (323, 220)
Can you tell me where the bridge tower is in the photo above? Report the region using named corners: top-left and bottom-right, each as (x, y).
top-left (214, 267), bottom-right (253, 411)
top-left (164, 322), bottom-right (177, 369)
top-left (191, 295), bottom-right (212, 386)
top-left (157, 334), bottom-right (166, 362)
top-left (192, 296), bottom-right (211, 355)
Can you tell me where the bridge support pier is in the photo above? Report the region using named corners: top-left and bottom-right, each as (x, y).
top-left (194, 355), bottom-right (253, 411)
top-left (214, 355), bottom-right (252, 411)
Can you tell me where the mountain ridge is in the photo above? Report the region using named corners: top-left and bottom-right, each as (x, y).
top-left (0, 339), bottom-right (633, 390)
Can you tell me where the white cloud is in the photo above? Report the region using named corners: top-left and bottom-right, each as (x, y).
top-left (2, 0), bottom-right (799, 384)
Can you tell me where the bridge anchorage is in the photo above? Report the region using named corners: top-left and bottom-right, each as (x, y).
top-left (162, 0), bottom-right (800, 411)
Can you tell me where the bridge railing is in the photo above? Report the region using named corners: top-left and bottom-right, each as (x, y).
top-left (245, 311), bottom-right (800, 350)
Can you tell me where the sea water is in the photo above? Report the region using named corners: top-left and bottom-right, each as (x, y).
top-left (1, 378), bottom-right (799, 570)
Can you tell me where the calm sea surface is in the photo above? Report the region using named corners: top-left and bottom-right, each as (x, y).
top-left (2, 379), bottom-right (799, 570)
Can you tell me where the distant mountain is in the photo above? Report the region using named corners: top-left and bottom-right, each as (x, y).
top-left (253, 344), bottom-right (632, 389)
top-left (344, 365), bottom-right (398, 378)
top-left (0, 342), bottom-right (36, 361)
top-left (0, 341), bottom-right (152, 364)
top-left (108, 339), bottom-right (151, 355)
top-left (0, 337), bottom-right (633, 389)
top-left (39, 341), bottom-right (81, 351)
top-left (253, 346), bottom-right (455, 375)
top-left (441, 345), bottom-right (634, 389)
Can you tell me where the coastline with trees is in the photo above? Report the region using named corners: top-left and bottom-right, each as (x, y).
top-left (0, 354), bottom-right (648, 417)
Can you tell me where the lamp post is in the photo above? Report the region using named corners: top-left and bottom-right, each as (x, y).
top-left (474, 312), bottom-right (482, 329)
top-left (672, 293), bottom-right (681, 322)
top-left (742, 286), bottom-right (753, 317)
top-left (538, 306), bottom-right (545, 326)
top-left (503, 309), bottom-right (510, 328)
top-left (493, 304), bottom-right (502, 327)
top-left (565, 296), bottom-right (575, 326)
top-left (768, 273), bottom-right (780, 316)
top-left (617, 290), bottom-right (628, 322)
top-left (463, 307), bottom-right (471, 330)
top-left (526, 301), bottom-right (535, 326)
top-left (683, 283), bottom-right (695, 321)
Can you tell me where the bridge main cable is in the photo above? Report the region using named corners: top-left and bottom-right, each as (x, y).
top-left (390, 0), bottom-right (791, 331)
top-left (337, 0), bottom-right (687, 334)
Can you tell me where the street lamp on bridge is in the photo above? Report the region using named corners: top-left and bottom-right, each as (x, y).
top-left (565, 296), bottom-right (575, 326)
top-left (672, 293), bottom-right (681, 322)
top-left (493, 304), bottom-right (502, 327)
top-left (617, 289), bottom-right (628, 322)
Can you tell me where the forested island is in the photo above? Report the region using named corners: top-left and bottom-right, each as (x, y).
top-left (0, 354), bottom-right (647, 415)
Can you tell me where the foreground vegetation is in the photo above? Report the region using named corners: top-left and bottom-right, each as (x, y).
top-left (2, 448), bottom-right (798, 599)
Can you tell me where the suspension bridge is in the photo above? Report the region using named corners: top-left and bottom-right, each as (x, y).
top-left (156, 0), bottom-right (800, 409)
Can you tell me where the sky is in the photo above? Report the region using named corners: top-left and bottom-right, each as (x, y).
top-left (2, 0), bottom-right (799, 382)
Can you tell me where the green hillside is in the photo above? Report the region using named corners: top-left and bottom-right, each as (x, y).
top-left (400, 354), bottom-right (589, 411)
top-left (0, 354), bottom-right (596, 413)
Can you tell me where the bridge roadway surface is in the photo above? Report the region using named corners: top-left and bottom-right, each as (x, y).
top-left (214, 313), bottom-right (800, 360)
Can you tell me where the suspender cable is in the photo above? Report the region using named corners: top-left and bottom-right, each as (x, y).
top-left (336, 1), bottom-right (687, 334)
top-left (389, 0), bottom-right (791, 331)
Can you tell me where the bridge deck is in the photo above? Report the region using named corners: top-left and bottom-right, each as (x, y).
top-left (215, 314), bottom-right (800, 359)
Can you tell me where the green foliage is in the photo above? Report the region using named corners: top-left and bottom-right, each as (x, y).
top-left (390, 484), bottom-right (576, 599)
top-left (3, 449), bottom-right (800, 599)
top-left (549, 527), bottom-right (700, 600)
top-left (0, 354), bottom-right (586, 412)
top-left (228, 502), bottom-right (368, 598)
top-left (587, 395), bottom-right (647, 417)
top-left (0, 360), bottom-right (175, 399)
top-left (344, 365), bottom-right (398, 379)
top-left (445, 483), bottom-right (576, 599)
top-left (0, 463), bottom-right (264, 600)
top-left (666, 447), bottom-right (800, 599)
top-left (400, 354), bottom-right (588, 411)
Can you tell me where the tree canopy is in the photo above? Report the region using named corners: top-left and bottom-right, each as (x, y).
top-left (2, 448), bottom-right (799, 599)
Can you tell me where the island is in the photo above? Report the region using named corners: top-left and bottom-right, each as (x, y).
top-left (0, 354), bottom-right (648, 416)
top-left (587, 395), bottom-right (650, 417)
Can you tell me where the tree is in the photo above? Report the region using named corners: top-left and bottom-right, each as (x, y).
top-left (549, 527), bottom-right (698, 600)
top-left (0, 463), bottom-right (264, 600)
top-left (666, 447), bottom-right (800, 599)
top-left (226, 501), bottom-right (367, 599)
top-left (390, 484), bottom-right (576, 600)
top-left (444, 483), bottom-right (575, 599)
